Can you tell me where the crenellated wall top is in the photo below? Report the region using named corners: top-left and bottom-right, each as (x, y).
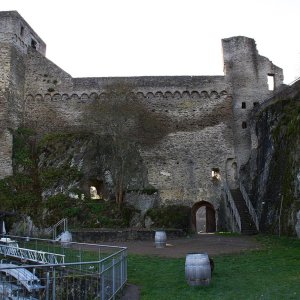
top-left (25, 89), bottom-right (229, 104)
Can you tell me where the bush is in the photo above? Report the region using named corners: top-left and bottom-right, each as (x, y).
top-left (146, 205), bottom-right (191, 231)
top-left (39, 167), bottom-right (82, 189)
top-left (44, 194), bottom-right (77, 226)
top-left (78, 201), bottom-right (139, 228)
top-left (13, 127), bottom-right (36, 168)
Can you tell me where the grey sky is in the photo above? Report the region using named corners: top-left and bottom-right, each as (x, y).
top-left (1, 0), bottom-right (299, 83)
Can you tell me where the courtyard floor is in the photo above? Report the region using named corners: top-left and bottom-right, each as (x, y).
top-left (114, 233), bottom-right (261, 299)
top-left (108, 233), bottom-right (261, 258)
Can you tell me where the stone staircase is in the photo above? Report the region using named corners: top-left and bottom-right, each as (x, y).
top-left (230, 188), bottom-right (258, 235)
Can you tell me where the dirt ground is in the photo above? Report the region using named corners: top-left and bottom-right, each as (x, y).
top-left (109, 233), bottom-right (261, 258)
top-left (114, 233), bottom-right (262, 299)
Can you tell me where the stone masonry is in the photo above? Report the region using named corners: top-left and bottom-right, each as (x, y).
top-left (0, 11), bottom-right (285, 231)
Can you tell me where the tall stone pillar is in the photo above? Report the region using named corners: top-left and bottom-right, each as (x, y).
top-left (0, 129), bottom-right (13, 179)
top-left (0, 43), bottom-right (13, 178)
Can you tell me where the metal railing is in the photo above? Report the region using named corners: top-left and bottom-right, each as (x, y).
top-left (223, 182), bottom-right (241, 232)
top-left (0, 235), bottom-right (127, 299)
top-left (0, 244), bottom-right (65, 264)
top-left (239, 182), bottom-right (259, 231)
top-left (46, 218), bottom-right (68, 240)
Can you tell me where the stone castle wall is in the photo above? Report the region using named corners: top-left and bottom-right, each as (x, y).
top-left (22, 60), bottom-right (234, 206)
top-left (0, 11), bottom-right (285, 213)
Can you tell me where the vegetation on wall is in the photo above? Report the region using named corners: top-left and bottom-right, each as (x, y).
top-left (272, 99), bottom-right (300, 234)
top-left (84, 82), bottom-right (170, 209)
top-left (12, 127), bottom-right (36, 167)
top-left (257, 97), bottom-right (300, 235)
top-left (0, 127), bottom-right (42, 227)
top-left (44, 195), bottom-right (138, 229)
top-left (0, 127), bottom-right (143, 231)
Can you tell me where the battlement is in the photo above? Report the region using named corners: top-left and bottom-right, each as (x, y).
top-left (0, 11), bottom-right (46, 55)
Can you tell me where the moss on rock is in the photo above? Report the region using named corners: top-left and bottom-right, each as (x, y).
top-left (256, 98), bottom-right (300, 235)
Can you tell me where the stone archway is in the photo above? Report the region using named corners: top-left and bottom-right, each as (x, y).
top-left (191, 201), bottom-right (216, 233)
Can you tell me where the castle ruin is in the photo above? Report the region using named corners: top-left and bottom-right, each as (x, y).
top-left (0, 11), bottom-right (286, 233)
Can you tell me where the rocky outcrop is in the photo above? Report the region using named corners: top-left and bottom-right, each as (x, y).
top-left (245, 81), bottom-right (300, 235)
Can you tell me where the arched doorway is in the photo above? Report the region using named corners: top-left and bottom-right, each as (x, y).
top-left (191, 201), bottom-right (216, 233)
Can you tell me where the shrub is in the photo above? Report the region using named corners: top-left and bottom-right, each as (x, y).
top-left (146, 205), bottom-right (191, 231)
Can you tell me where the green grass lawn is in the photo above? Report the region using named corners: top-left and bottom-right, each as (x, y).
top-left (127, 235), bottom-right (300, 300)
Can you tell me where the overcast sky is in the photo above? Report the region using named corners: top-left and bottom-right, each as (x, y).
top-left (1, 0), bottom-right (300, 83)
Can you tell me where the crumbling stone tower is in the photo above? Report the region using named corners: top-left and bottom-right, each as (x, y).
top-left (222, 36), bottom-right (284, 170)
top-left (0, 11), bottom-right (45, 177)
top-left (0, 11), bottom-right (285, 233)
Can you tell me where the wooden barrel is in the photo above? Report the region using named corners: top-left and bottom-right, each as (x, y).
top-left (185, 253), bottom-right (211, 286)
top-left (155, 231), bottom-right (167, 248)
top-left (61, 231), bottom-right (72, 248)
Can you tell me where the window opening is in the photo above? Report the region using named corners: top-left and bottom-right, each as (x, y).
top-left (31, 39), bottom-right (37, 49)
top-left (242, 122), bottom-right (247, 129)
top-left (211, 168), bottom-right (220, 180)
top-left (242, 102), bottom-right (246, 109)
top-left (90, 186), bottom-right (101, 199)
top-left (267, 74), bottom-right (275, 91)
top-left (20, 26), bottom-right (24, 36)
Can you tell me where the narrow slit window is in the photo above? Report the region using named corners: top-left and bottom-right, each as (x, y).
top-left (242, 102), bottom-right (246, 109)
top-left (242, 122), bottom-right (247, 129)
top-left (20, 26), bottom-right (24, 36)
top-left (267, 74), bottom-right (275, 91)
top-left (31, 39), bottom-right (37, 49)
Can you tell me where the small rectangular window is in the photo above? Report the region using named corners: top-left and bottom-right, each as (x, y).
top-left (31, 39), bottom-right (37, 49)
top-left (242, 122), bottom-right (247, 129)
top-left (242, 102), bottom-right (246, 109)
top-left (20, 26), bottom-right (24, 36)
top-left (211, 168), bottom-right (221, 180)
top-left (267, 74), bottom-right (275, 91)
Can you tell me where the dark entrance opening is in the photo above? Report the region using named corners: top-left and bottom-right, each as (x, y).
top-left (191, 201), bottom-right (216, 233)
top-left (82, 178), bottom-right (105, 200)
